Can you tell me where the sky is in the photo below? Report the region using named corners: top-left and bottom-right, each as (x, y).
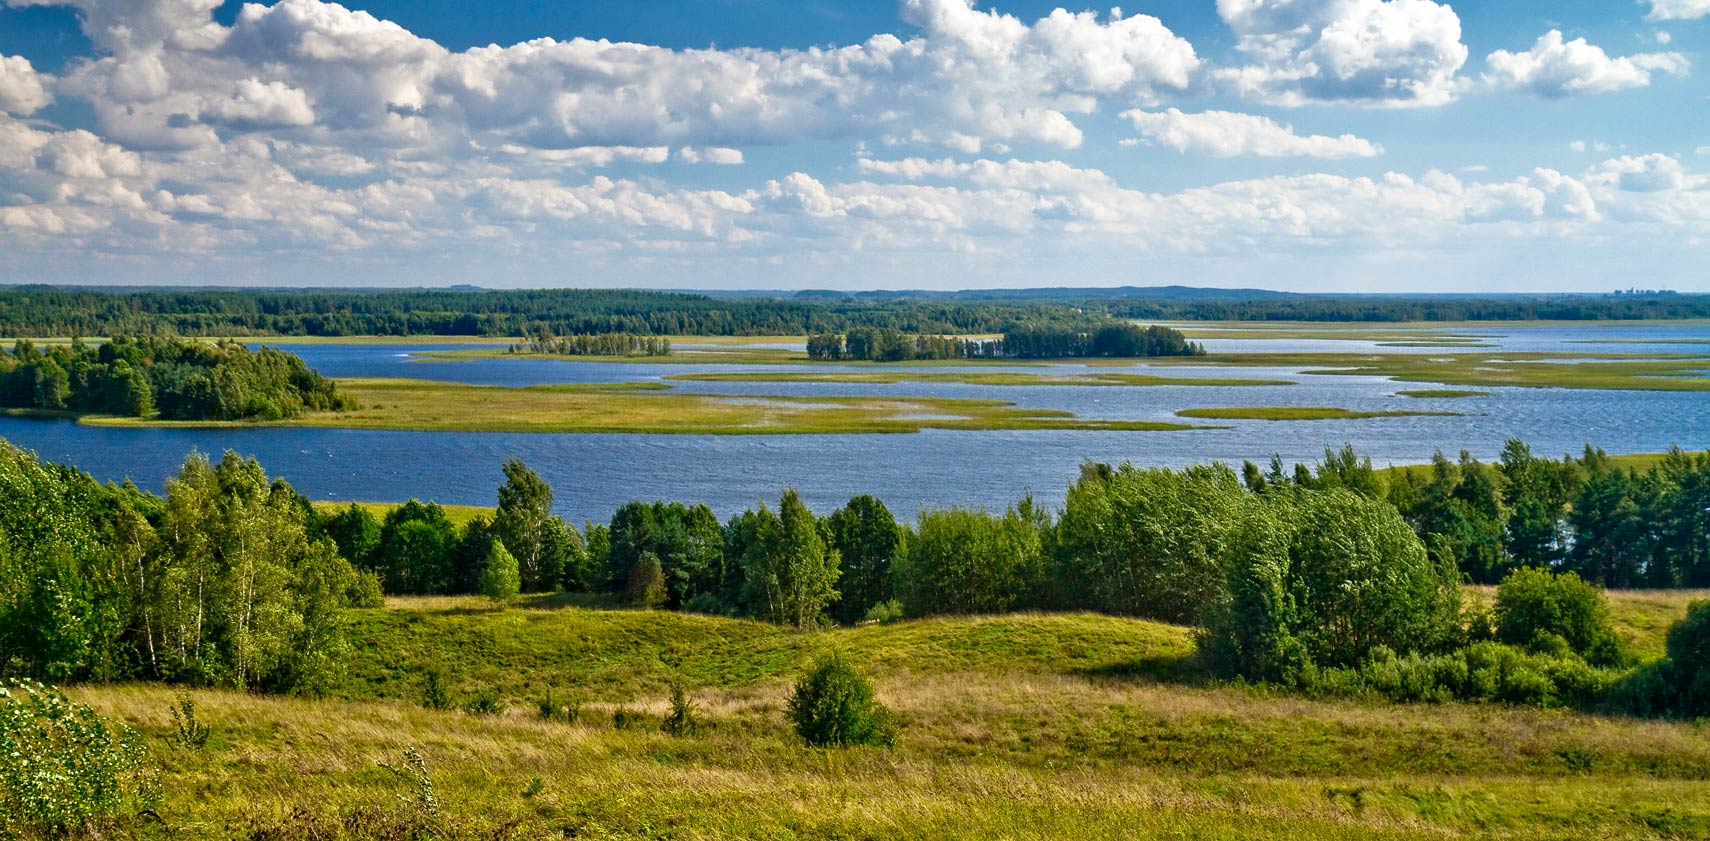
top-left (0, 1), bottom-right (1705, 292)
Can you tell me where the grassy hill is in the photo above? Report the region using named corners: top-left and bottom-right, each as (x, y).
top-left (69, 591), bottom-right (1710, 839)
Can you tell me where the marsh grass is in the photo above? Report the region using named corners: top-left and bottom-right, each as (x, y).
top-left (81, 377), bottom-right (1212, 434)
top-left (666, 371), bottom-right (1295, 387)
top-left (1175, 406), bottom-right (1463, 421)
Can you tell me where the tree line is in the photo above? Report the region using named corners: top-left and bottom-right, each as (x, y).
top-left (1, 337), bottom-right (351, 421)
top-left (3, 437), bottom-right (1707, 717)
top-left (4, 287), bottom-right (1705, 339)
top-left (508, 332), bottom-right (672, 357)
top-left (0, 287), bottom-right (1098, 339)
top-left (805, 324), bottom-right (1205, 361)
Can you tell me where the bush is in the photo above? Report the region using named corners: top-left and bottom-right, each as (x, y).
top-left (1495, 568), bottom-right (1625, 667)
top-left (421, 670), bottom-right (451, 710)
top-left (788, 653), bottom-right (896, 748)
top-left (661, 684), bottom-right (698, 737)
top-left (478, 541), bottom-right (521, 607)
top-left (462, 686), bottom-right (503, 716)
top-left (0, 680), bottom-right (157, 838)
top-left (1664, 599), bottom-right (1710, 716)
top-left (862, 599), bottom-right (905, 625)
top-left (168, 694), bottom-right (210, 750)
top-left (536, 689), bottom-right (580, 724)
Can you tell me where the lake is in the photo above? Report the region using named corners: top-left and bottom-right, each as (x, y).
top-left (4, 323), bottom-right (1708, 522)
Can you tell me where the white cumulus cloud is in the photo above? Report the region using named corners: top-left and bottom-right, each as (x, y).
top-left (1484, 31), bottom-right (1689, 97)
top-left (1645, 0), bottom-right (1710, 21)
top-left (0, 54), bottom-right (52, 115)
top-left (1215, 0), bottom-right (1469, 107)
top-left (1121, 108), bottom-right (1381, 158)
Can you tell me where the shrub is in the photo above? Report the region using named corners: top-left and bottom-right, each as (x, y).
top-left (421, 670), bottom-right (451, 710)
top-left (0, 680), bottom-right (157, 838)
top-left (788, 653), bottom-right (896, 748)
top-left (661, 684), bottom-right (698, 737)
top-left (862, 599), bottom-right (905, 625)
top-left (1663, 599), bottom-right (1710, 716)
top-left (1494, 568), bottom-right (1625, 667)
top-left (611, 706), bottom-right (642, 730)
top-left (462, 686), bottom-right (503, 716)
top-left (478, 541), bottom-right (521, 607)
top-left (536, 689), bottom-right (580, 724)
top-left (168, 694), bottom-right (210, 750)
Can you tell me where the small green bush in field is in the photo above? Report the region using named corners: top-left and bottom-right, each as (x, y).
top-left (788, 653), bottom-right (896, 748)
top-left (169, 694), bottom-right (210, 750)
top-left (661, 684), bottom-right (698, 737)
top-left (421, 670), bottom-right (451, 710)
top-left (0, 680), bottom-right (157, 837)
top-left (462, 686), bottom-right (504, 716)
top-left (536, 689), bottom-right (580, 724)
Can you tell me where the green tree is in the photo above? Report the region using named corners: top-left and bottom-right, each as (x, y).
top-left (825, 495), bottom-right (901, 625)
top-left (897, 505), bottom-right (1041, 617)
top-left (741, 491), bottom-right (840, 628)
top-left (494, 459), bottom-right (578, 592)
top-left (479, 541), bottom-right (521, 607)
top-left (1053, 463), bottom-right (1244, 623)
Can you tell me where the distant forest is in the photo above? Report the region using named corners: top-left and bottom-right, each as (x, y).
top-left (0, 287), bottom-right (1705, 338)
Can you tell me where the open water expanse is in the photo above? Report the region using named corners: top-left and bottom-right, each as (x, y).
top-left (2, 323), bottom-right (1707, 521)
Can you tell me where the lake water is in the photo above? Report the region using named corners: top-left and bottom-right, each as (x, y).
top-left (4, 323), bottom-right (1707, 523)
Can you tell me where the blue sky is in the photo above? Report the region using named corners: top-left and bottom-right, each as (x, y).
top-left (0, 0), bottom-right (1704, 291)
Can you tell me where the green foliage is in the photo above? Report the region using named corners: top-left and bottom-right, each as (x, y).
top-left (738, 491), bottom-right (841, 628)
top-left (168, 694), bottom-right (210, 750)
top-left (535, 689), bottom-right (580, 724)
top-left (862, 599), bottom-right (905, 625)
top-left (1, 336), bottom-right (349, 421)
top-left (610, 706), bottom-right (642, 730)
top-left (0, 680), bottom-right (157, 838)
top-left (661, 684), bottom-right (698, 737)
top-left (421, 671), bottom-right (451, 711)
top-left (493, 459), bottom-right (582, 592)
top-left (477, 541), bottom-right (521, 607)
top-left (807, 323), bottom-right (1203, 361)
top-left (1054, 463), bottom-right (1244, 623)
top-left (625, 552), bottom-right (667, 609)
top-left (789, 653), bottom-right (897, 748)
top-left (1494, 568), bottom-right (1625, 667)
top-left (825, 495), bottom-right (901, 625)
top-left (1317, 642), bottom-right (1620, 708)
top-left (1202, 489), bottom-right (1461, 679)
top-left (374, 501), bottom-right (459, 595)
top-left (898, 504), bottom-right (1044, 617)
top-left (605, 501), bottom-right (726, 608)
top-left (461, 686), bottom-right (503, 716)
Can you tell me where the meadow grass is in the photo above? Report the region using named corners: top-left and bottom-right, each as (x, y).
top-left (1175, 406), bottom-right (1463, 421)
top-left (310, 500), bottom-right (494, 529)
top-left (65, 596), bottom-right (1710, 840)
top-left (76, 377), bottom-right (1210, 435)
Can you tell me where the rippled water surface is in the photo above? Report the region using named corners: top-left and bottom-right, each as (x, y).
top-left (6, 323), bottom-right (1707, 522)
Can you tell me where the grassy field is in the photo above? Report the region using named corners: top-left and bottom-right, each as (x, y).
top-left (310, 500), bottom-right (494, 529)
top-left (665, 371), bottom-right (1295, 387)
top-left (68, 591), bottom-right (1710, 840)
top-left (76, 377), bottom-right (1211, 435)
top-left (1175, 406), bottom-right (1464, 421)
